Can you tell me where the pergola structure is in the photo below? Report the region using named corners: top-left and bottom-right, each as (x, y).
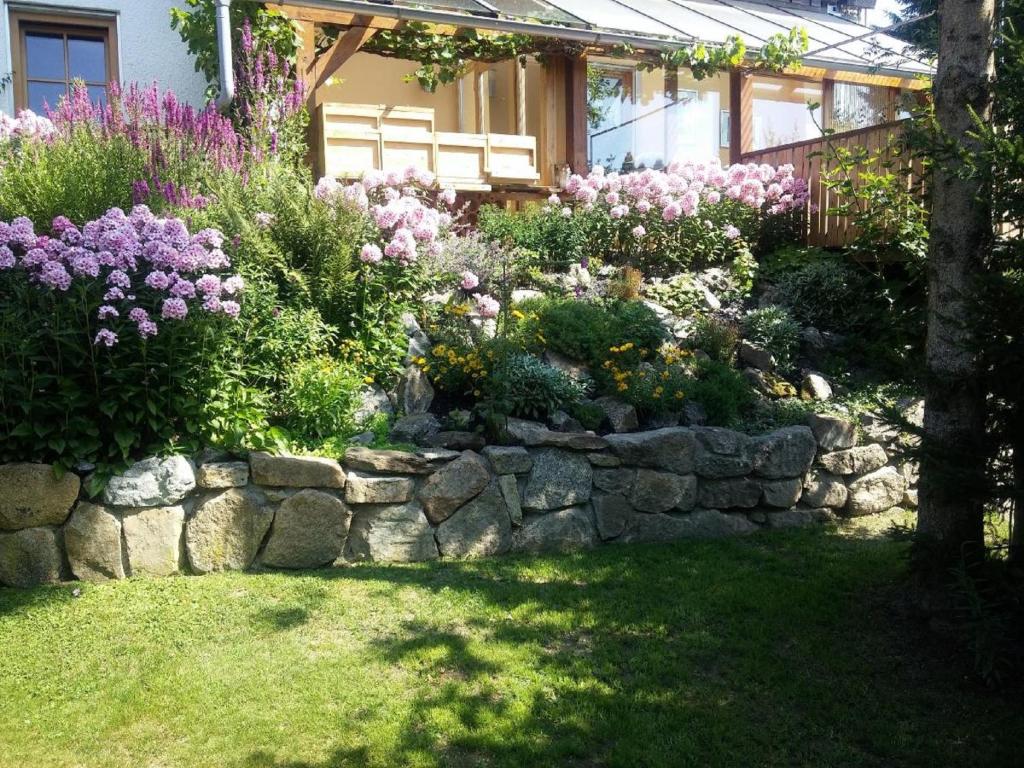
top-left (263, 0), bottom-right (932, 195)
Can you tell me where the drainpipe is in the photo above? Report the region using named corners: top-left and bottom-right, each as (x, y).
top-left (215, 0), bottom-right (235, 110)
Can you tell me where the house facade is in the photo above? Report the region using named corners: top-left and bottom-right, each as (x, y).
top-left (0, 0), bottom-right (931, 241)
top-left (0, 0), bottom-right (207, 117)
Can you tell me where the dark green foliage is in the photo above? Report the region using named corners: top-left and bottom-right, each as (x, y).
top-left (742, 306), bottom-right (800, 371)
top-left (686, 360), bottom-right (756, 426)
top-left (477, 203), bottom-right (588, 270)
top-left (688, 315), bottom-right (740, 364)
top-left (765, 249), bottom-right (872, 331)
top-left (484, 352), bottom-right (585, 421)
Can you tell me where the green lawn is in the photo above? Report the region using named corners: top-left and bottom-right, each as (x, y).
top-left (1, 527), bottom-right (1020, 768)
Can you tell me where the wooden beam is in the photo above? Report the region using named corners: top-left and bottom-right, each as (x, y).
top-left (729, 70), bottom-right (754, 163)
top-left (565, 54), bottom-right (588, 174)
top-left (821, 77), bottom-right (835, 133)
top-left (516, 60), bottom-right (527, 136)
top-left (312, 17), bottom-right (377, 92)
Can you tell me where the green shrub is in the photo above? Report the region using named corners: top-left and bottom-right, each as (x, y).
top-left (485, 352), bottom-right (585, 421)
top-left (687, 360), bottom-right (757, 426)
top-left (689, 315), bottom-right (739, 364)
top-left (280, 356), bottom-right (363, 440)
top-left (643, 274), bottom-right (705, 318)
top-left (514, 297), bottom-right (666, 370)
top-left (477, 203), bottom-right (589, 270)
top-left (0, 128), bottom-right (146, 225)
top-left (767, 251), bottom-right (871, 332)
top-left (742, 306), bottom-right (800, 370)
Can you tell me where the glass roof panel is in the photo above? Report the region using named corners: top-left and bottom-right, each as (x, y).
top-left (485, 0), bottom-right (583, 25)
top-left (546, 0), bottom-right (683, 37)
top-left (613, 0), bottom-right (758, 44)
top-left (379, 0), bottom-right (494, 15)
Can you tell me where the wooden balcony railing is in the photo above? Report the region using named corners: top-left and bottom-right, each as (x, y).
top-left (318, 103), bottom-right (540, 191)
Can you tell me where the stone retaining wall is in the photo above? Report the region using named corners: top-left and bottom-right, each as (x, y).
top-left (0, 414), bottom-right (916, 588)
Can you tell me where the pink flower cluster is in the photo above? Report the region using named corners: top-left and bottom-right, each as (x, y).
top-left (316, 166), bottom-right (457, 268)
top-left (558, 159), bottom-right (809, 219)
top-left (0, 206), bottom-right (243, 345)
top-left (0, 110), bottom-right (56, 141)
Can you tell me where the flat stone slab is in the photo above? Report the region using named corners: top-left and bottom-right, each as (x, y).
top-left (604, 428), bottom-right (697, 475)
top-left (65, 502), bottom-right (125, 582)
top-left (345, 501), bottom-right (438, 563)
top-left (505, 418), bottom-right (609, 450)
top-left (345, 472), bottom-right (415, 505)
top-left (698, 478), bottom-right (763, 509)
top-left (819, 444), bottom-right (888, 476)
top-left (262, 489), bottom-right (351, 569)
top-left (617, 509), bottom-right (758, 544)
top-left (104, 455), bottom-right (195, 507)
top-left (195, 461), bottom-right (249, 489)
top-left (122, 505), bottom-right (185, 578)
top-left (186, 488), bottom-right (273, 573)
top-left (481, 445), bottom-right (533, 475)
top-left (0, 463), bottom-right (80, 530)
top-left (250, 453), bottom-right (345, 488)
top-left (344, 446), bottom-right (459, 475)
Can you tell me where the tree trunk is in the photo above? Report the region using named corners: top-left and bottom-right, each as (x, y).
top-left (918, 0), bottom-right (995, 571)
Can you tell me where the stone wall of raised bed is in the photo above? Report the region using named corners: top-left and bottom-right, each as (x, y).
top-left (0, 413), bottom-right (916, 588)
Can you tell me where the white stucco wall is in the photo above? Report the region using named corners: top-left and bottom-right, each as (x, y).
top-left (0, 0), bottom-right (209, 115)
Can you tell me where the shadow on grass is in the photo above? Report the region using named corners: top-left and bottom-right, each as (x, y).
top-left (234, 529), bottom-right (1024, 768)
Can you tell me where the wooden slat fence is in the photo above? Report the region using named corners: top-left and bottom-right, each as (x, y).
top-left (740, 120), bottom-right (924, 248)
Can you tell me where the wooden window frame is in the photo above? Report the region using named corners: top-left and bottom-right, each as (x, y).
top-left (8, 9), bottom-right (119, 112)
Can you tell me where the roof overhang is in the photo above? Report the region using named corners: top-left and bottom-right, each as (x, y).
top-left (270, 0), bottom-right (933, 84)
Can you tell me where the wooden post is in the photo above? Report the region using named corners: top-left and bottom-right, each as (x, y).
top-left (296, 20), bottom-right (321, 176)
top-left (475, 66), bottom-right (487, 134)
top-left (821, 77), bottom-right (835, 133)
top-left (565, 54), bottom-right (588, 174)
top-left (729, 69), bottom-right (753, 163)
top-left (516, 59), bottom-right (527, 136)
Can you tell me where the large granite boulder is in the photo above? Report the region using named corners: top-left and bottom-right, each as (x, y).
top-left (698, 477), bottom-right (763, 509)
top-left (521, 448), bottom-right (592, 511)
top-left (261, 489), bottom-right (351, 569)
top-left (750, 426), bottom-right (817, 479)
top-left (344, 446), bottom-right (458, 475)
top-left (435, 481), bottom-right (512, 558)
top-left (630, 470), bottom-right (697, 513)
top-left (761, 478), bottom-right (803, 508)
top-left (512, 506), bottom-right (599, 553)
top-left (64, 502), bottom-right (124, 582)
top-left (592, 468), bottom-right (635, 496)
top-left (250, 453), bottom-right (346, 489)
top-left (591, 493), bottom-right (632, 540)
top-left (819, 444), bottom-right (888, 476)
top-left (0, 463), bottom-right (80, 530)
top-left (103, 455), bottom-right (195, 507)
top-left (481, 445), bottom-right (533, 475)
top-left (802, 470), bottom-right (848, 508)
top-left (765, 509), bottom-right (816, 528)
top-left (0, 527), bottom-right (63, 587)
top-left (693, 427), bottom-right (753, 479)
top-left (344, 472), bottom-right (415, 505)
top-left (417, 451), bottom-right (491, 524)
top-left (604, 427), bottom-right (697, 475)
top-left (353, 384), bottom-right (393, 425)
top-left (390, 413), bottom-right (441, 444)
top-left (808, 413), bottom-right (857, 451)
top-left (846, 467), bottom-right (906, 516)
top-left (195, 461), bottom-right (249, 489)
top-left (122, 505), bottom-right (185, 577)
top-left (345, 501), bottom-right (438, 562)
top-left (800, 373), bottom-right (833, 402)
top-left (617, 509), bottom-right (757, 544)
top-left (186, 488), bottom-right (274, 573)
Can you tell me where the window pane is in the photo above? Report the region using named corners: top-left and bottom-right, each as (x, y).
top-left (25, 33), bottom-right (65, 80)
top-left (588, 70), bottom-right (633, 172)
top-left (68, 36), bottom-right (107, 83)
top-left (87, 85), bottom-right (108, 108)
top-left (751, 76), bottom-right (822, 151)
top-left (832, 83), bottom-right (889, 133)
top-left (27, 81), bottom-right (67, 114)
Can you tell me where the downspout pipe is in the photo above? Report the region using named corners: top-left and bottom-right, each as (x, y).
top-left (215, 0), bottom-right (235, 110)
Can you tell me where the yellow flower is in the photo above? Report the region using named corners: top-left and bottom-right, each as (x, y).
top-left (473, 389), bottom-right (481, 397)
top-left (674, 391), bottom-right (684, 399)
top-left (512, 309), bottom-right (525, 320)
top-left (617, 382), bottom-right (628, 392)
top-left (363, 376), bottom-right (374, 384)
